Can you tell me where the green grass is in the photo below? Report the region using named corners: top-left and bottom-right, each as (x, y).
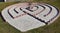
top-left (0, 0), bottom-right (60, 33)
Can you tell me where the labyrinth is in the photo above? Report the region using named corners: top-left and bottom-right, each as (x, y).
top-left (1, 3), bottom-right (60, 32)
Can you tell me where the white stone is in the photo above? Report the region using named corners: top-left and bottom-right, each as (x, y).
top-left (1, 3), bottom-right (59, 32)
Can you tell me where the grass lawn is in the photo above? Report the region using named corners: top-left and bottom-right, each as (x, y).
top-left (0, 0), bottom-right (60, 33)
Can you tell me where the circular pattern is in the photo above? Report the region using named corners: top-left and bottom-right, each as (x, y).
top-left (1, 3), bottom-right (60, 32)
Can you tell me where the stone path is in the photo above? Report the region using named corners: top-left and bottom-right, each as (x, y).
top-left (1, 3), bottom-right (60, 32)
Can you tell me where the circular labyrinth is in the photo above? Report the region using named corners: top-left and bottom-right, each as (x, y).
top-left (1, 3), bottom-right (60, 32)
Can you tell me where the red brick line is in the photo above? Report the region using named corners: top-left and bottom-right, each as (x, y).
top-left (14, 9), bottom-right (45, 19)
top-left (14, 13), bottom-right (27, 18)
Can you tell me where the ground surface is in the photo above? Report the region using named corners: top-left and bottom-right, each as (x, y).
top-left (0, 0), bottom-right (60, 33)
